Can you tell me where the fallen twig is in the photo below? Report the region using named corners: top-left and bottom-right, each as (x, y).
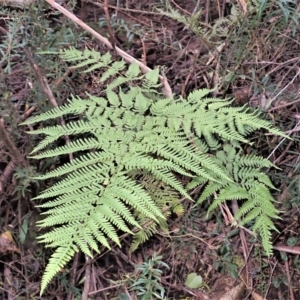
top-left (0, 118), bottom-right (27, 167)
top-left (45, 0), bottom-right (173, 98)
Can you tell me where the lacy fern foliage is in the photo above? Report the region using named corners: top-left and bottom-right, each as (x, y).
top-left (187, 143), bottom-right (280, 255)
top-left (22, 48), bottom-right (284, 293)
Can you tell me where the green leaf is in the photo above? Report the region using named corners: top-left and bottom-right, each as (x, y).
top-left (145, 67), bottom-right (160, 84)
top-left (287, 237), bottom-right (298, 247)
top-left (184, 272), bottom-right (203, 289)
top-left (227, 263), bottom-right (238, 279)
top-left (20, 216), bottom-right (29, 244)
top-left (118, 293), bottom-right (131, 300)
top-left (126, 62), bottom-right (140, 77)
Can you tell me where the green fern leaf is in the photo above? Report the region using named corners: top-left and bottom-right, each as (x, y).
top-left (30, 138), bottom-right (101, 159)
top-left (40, 245), bottom-right (76, 295)
top-left (21, 97), bottom-right (86, 125)
top-left (100, 60), bottom-right (126, 82)
top-left (24, 49), bottom-right (286, 294)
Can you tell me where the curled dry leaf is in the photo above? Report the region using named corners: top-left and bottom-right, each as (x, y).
top-left (218, 282), bottom-right (245, 300)
top-left (0, 231), bottom-right (20, 255)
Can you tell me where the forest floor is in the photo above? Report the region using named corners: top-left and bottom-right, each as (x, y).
top-left (1, 0), bottom-right (300, 299)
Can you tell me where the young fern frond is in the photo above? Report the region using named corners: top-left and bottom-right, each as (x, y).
top-left (21, 48), bottom-right (285, 294)
top-left (189, 144), bottom-right (281, 255)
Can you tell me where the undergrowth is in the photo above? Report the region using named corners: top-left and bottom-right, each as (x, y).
top-left (0, 0), bottom-right (298, 298)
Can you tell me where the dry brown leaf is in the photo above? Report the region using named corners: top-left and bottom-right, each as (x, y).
top-left (218, 282), bottom-right (245, 300)
top-left (0, 231), bottom-right (20, 255)
top-left (1, 230), bottom-right (13, 242)
top-left (251, 291), bottom-right (267, 300)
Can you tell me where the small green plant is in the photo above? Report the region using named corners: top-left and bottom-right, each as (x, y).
top-left (13, 166), bottom-right (39, 197)
top-left (21, 48), bottom-right (285, 294)
top-left (129, 253), bottom-right (169, 300)
top-left (214, 243), bottom-right (240, 279)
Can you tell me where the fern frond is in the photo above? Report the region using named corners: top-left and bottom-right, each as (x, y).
top-left (130, 218), bottom-right (166, 252)
top-left (100, 60), bottom-right (126, 82)
top-left (30, 138), bottom-right (101, 158)
top-left (25, 49), bottom-right (285, 294)
top-left (186, 175), bottom-right (209, 191)
top-left (155, 144), bottom-right (229, 182)
top-left (150, 169), bottom-right (191, 200)
top-left (252, 215), bottom-right (278, 255)
top-left (196, 180), bottom-right (229, 204)
top-left (129, 171), bottom-right (180, 252)
top-left (34, 166), bottom-right (108, 199)
top-left (238, 168), bottom-right (276, 189)
top-left (235, 110), bottom-right (288, 138)
top-left (35, 152), bottom-right (112, 180)
top-left (21, 96), bottom-right (87, 125)
top-left (198, 144), bottom-right (281, 256)
top-left (238, 153), bottom-right (276, 168)
top-left (30, 120), bottom-right (96, 137)
top-left (124, 154), bottom-right (193, 177)
top-left (207, 184), bottom-right (249, 212)
top-left (116, 176), bottom-right (164, 219)
top-left (28, 135), bottom-right (62, 154)
top-left (40, 244), bottom-right (76, 295)
top-left (61, 48), bottom-right (112, 73)
top-left (187, 88), bottom-right (214, 103)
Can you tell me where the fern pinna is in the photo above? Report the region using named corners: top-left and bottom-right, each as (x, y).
top-left (21, 48), bottom-right (284, 293)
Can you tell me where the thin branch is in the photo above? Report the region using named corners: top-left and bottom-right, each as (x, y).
top-left (23, 48), bottom-right (73, 160)
top-left (103, 0), bottom-right (116, 51)
top-left (0, 118), bottom-right (27, 167)
top-left (45, 0), bottom-right (173, 98)
top-left (0, 161), bottom-right (16, 196)
top-left (82, 256), bottom-right (91, 300)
